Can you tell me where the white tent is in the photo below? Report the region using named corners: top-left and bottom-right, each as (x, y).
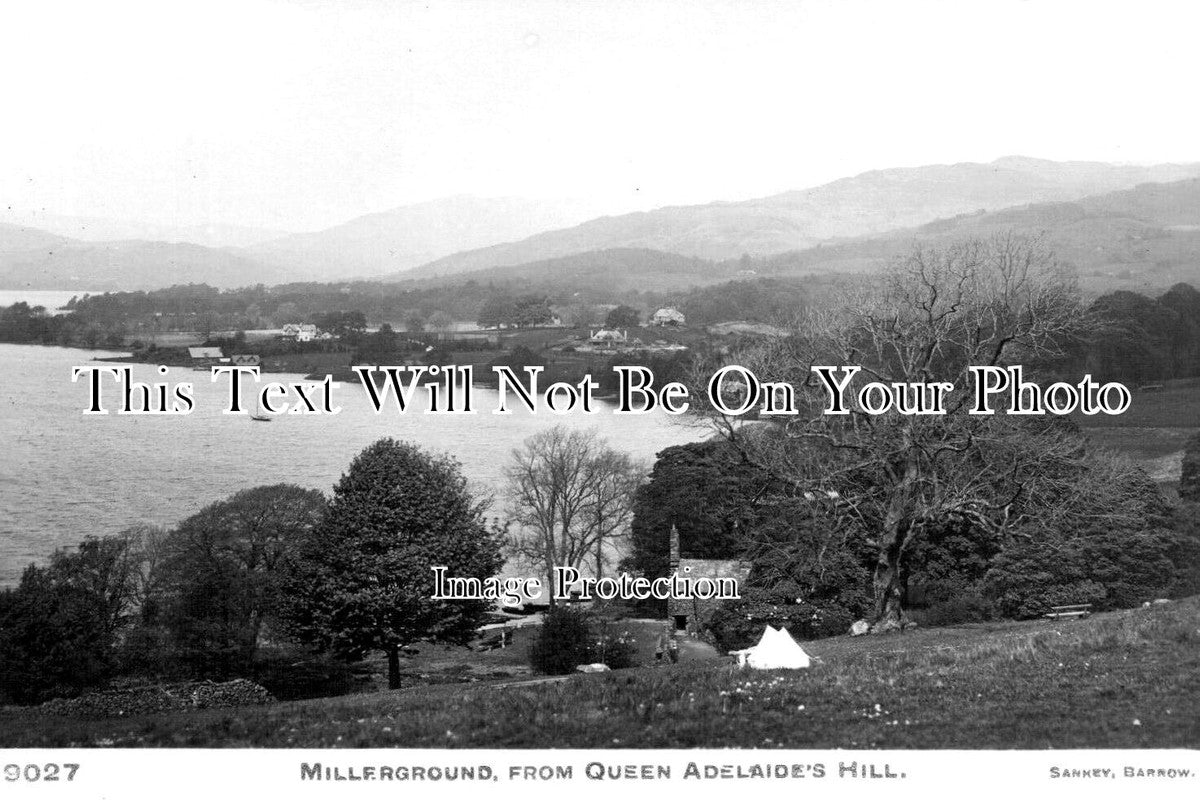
top-left (731, 625), bottom-right (812, 669)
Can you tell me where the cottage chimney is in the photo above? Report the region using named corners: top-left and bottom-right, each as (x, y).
top-left (668, 524), bottom-right (680, 574)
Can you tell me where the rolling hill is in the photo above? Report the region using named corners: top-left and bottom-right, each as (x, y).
top-left (5, 158), bottom-right (1200, 293)
top-left (402, 157), bottom-right (1200, 279)
top-left (391, 247), bottom-right (735, 294)
top-left (0, 222), bottom-right (71, 256)
top-left (245, 195), bottom-right (607, 281)
top-left (754, 177), bottom-right (1200, 294)
top-left (0, 196), bottom-right (607, 291)
top-left (0, 213), bottom-right (286, 249)
top-left (0, 235), bottom-right (288, 292)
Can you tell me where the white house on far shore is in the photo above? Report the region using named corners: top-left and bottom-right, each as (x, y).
top-left (588, 328), bottom-right (628, 347)
top-left (280, 323), bottom-right (330, 342)
top-left (651, 307), bottom-right (685, 327)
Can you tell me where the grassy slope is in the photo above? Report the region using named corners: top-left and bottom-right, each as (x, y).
top-left (3, 600), bottom-right (1197, 749)
top-left (379, 619), bottom-right (676, 686)
top-left (1074, 378), bottom-right (1199, 495)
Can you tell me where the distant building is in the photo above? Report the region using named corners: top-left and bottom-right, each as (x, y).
top-left (666, 525), bottom-right (751, 633)
top-left (187, 346), bottom-right (224, 366)
top-left (651, 307), bottom-right (686, 327)
top-left (230, 354), bottom-right (261, 367)
top-left (280, 323), bottom-right (322, 342)
top-left (588, 328), bottom-right (628, 347)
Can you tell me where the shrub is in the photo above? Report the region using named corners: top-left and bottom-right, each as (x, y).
top-left (590, 619), bottom-right (639, 669)
top-left (527, 607), bottom-right (640, 674)
top-left (706, 589), bottom-right (855, 653)
top-left (912, 592), bottom-right (995, 627)
top-left (981, 525), bottom-right (1189, 619)
top-left (528, 606), bottom-right (595, 675)
top-left (0, 580), bottom-right (115, 704)
top-left (116, 624), bottom-right (176, 678)
top-left (253, 651), bottom-right (364, 700)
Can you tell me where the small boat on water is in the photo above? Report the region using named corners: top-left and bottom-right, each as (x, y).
top-left (250, 393), bottom-right (271, 422)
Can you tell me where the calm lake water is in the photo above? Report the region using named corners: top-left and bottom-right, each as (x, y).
top-left (0, 343), bottom-right (703, 585)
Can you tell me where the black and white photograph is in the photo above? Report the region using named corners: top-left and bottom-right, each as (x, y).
top-left (0, 0), bottom-right (1197, 795)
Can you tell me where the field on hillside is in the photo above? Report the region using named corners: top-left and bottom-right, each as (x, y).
top-left (1076, 379), bottom-right (1200, 430)
top-left (3, 599), bottom-right (1197, 749)
top-left (1075, 378), bottom-right (1197, 495)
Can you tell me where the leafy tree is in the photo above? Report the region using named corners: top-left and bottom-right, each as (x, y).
top-left (0, 536), bottom-right (142, 703)
top-left (512, 294), bottom-right (553, 327)
top-left (979, 452), bottom-right (1199, 617)
top-left (1158, 283), bottom-right (1200, 377)
top-left (477, 295), bottom-right (516, 329)
top-left (527, 605), bottom-right (596, 675)
top-left (281, 439), bottom-right (503, 689)
top-left (45, 534), bottom-right (144, 639)
top-left (161, 485), bottom-right (326, 677)
top-left (357, 323), bottom-right (399, 360)
top-left (427, 310), bottom-right (454, 331)
top-left (679, 277), bottom-right (810, 325)
top-left (1084, 290), bottom-right (1179, 385)
top-left (490, 345), bottom-right (544, 373)
top-left (315, 310), bottom-right (367, 337)
top-left (605, 305), bottom-right (640, 328)
top-left (628, 440), bottom-right (764, 579)
top-left (565, 302), bottom-right (600, 328)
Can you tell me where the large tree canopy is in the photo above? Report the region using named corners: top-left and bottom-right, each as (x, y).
top-left (282, 439), bottom-right (503, 688)
top-left (628, 439), bottom-right (768, 579)
top-left (161, 484), bottom-right (326, 677)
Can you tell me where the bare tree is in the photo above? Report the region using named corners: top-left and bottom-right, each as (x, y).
top-left (505, 426), bottom-right (645, 600)
top-left (693, 233), bottom-right (1115, 630)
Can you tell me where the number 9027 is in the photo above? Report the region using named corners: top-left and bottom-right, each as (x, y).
top-left (4, 763), bottom-right (79, 781)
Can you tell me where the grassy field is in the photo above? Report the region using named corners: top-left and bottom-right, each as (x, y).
top-left (3, 599), bottom-right (1197, 749)
top-left (1075, 378), bottom-right (1200, 430)
top-left (377, 618), bottom-right (682, 688)
top-left (1072, 378), bottom-right (1198, 496)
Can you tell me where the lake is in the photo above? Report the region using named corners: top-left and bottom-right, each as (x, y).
top-left (0, 343), bottom-right (703, 585)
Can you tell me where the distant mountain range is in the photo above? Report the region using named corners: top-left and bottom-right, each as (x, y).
top-left (244, 195), bottom-right (607, 281)
top-left (2, 157), bottom-right (1200, 292)
top-left (752, 177), bottom-right (1200, 293)
top-left (401, 157), bottom-right (1200, 279)
top-left (0, 213), bottom-right (285, 248)
top-left (398, 178), bottom-right (1200, 297)
top-left (0, 230), bottom-right (288, 291)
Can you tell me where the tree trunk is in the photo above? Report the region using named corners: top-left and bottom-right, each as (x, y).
top-left (871, 531), bottom-right (906, 632)
top-left (386, 645), bottom-right (401, 690)
top-left (872, 435), bottom-right (918, 632)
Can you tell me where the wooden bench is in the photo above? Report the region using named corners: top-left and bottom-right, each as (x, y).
top-left (1044, 603), bottom-right (1092, 620)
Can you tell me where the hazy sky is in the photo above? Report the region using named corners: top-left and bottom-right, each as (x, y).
top-left (2, 0), bottom-right (1197, 232)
